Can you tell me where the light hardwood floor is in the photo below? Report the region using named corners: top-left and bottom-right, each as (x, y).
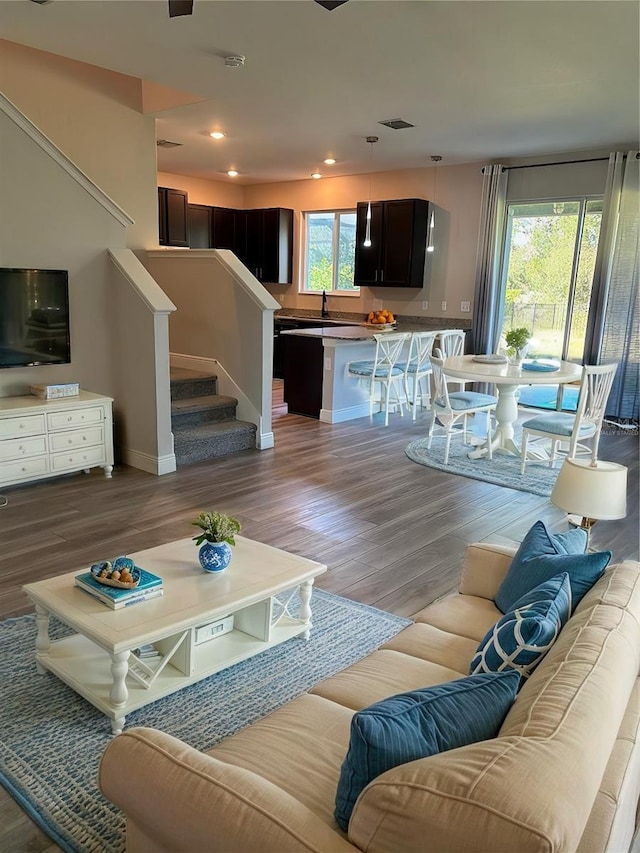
top-left (1, 399), bottom-right (637, 851)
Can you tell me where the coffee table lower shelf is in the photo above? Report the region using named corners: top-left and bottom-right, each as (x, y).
top-left (36, 615), bottom-right (308, 735)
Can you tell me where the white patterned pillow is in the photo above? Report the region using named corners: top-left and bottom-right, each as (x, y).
top-left (470, 573), bottom-right (571, 681)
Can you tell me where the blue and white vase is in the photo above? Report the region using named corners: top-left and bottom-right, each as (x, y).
top-left (198, 541), bottom-right (232, 573)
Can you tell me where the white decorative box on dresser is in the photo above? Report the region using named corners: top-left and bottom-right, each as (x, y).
top-left (0, 390), bottom-right (114, 488)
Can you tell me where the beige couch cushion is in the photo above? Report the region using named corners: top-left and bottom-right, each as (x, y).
top-left (575, 560), bottom-right (640, 615)
top-left (310, 649), bottom-right (463, 710)
top-left (578, 679), bottom-right (640, 853)
top-left (380, 622), bottom-right (477, 674)
top-left (413, 593), bottom-right (502, 641)
top-left (209, 693), bottom-right (352, 826)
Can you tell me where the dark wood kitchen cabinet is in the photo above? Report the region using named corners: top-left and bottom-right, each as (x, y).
top-left (234, 208), bottom-right (293, 284)
top-left (212, 207), bottom-right (236, 250)
top-left (188, 204), bottom-right (213, 248)
top-left (354, 198), bottom-right (429, 288)
top-left (158, 187), bottom-right (189, 247)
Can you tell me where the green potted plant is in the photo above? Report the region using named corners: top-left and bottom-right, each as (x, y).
top-left (505, 327), bottom-right (531, 365)
top-left (192, 511), bottom-right (241, 573)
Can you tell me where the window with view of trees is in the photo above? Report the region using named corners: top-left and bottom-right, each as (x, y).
top-left (303, 211), bottom-right (358, 293)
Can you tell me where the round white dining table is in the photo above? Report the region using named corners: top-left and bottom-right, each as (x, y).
top-left (442, 356), bottom-right (583, 458)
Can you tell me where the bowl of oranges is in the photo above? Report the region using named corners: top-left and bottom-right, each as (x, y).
top-left (365, 309), bottom-right (396, 329)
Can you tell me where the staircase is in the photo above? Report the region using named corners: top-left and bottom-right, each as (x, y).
top-left (170, 368), bottom-right (256, 467)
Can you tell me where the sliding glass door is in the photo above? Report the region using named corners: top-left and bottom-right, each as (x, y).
top-left (500, 198), bottom-right (603, 409)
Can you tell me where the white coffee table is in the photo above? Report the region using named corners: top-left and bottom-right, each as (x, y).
top-left (23, 536), bottom-right (326, 735)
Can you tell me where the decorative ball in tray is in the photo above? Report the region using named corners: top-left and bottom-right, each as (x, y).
top-left (90, 556), bottom-right (140, 588)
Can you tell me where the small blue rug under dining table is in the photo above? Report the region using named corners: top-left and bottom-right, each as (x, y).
top-left (0, 589), bottom-right (410, 853)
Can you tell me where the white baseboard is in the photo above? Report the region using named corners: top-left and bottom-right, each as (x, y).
top-left (123, 449), bottom-right (177, 475)
top-left (319, 403), bottom-right (370, 424)
top-left (258, 432), bottom-right (274, 449)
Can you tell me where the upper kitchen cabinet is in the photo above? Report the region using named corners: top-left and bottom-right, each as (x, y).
top-left (188, 204), bottom-right (213, 248)
top-left (212, 207), bottom-right (236, 250)
top-left (354, 198), bottom-right (429, 288)
top-left (234, 208), bottom-right (294, 284)
top-left (158, 187), bottom-right (189, 247)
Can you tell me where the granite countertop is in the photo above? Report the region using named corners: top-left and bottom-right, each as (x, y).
top-left (280, 322), bottom-right (451, 341)
top-left (274, 309), bottom-right (472, 331)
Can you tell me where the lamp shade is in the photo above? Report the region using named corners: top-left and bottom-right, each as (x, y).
top-left (551, 458), bottom-right (628, 520)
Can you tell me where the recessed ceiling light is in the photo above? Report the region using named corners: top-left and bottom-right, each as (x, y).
top-left (311, 172), bottom-right (322, 179)
top-left (210, 131), bottom-right (226, 140)
top-left (227, 169), bottom-right (239, 177)
top-left (323, 158), bottom-right (336, 165)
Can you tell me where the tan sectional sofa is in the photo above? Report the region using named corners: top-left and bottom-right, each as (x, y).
top-left (99, 542), bottom-right (640, 853)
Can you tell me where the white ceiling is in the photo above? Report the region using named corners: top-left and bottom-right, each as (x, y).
top-left (1, 0), bottom-right (638, 184)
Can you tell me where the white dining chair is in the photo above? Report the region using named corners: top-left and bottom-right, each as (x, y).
top-left (401, 330), bottom-right (439, 420)
top-left (427, 350), bottom-right (498, 463)
top-left (437, 329), bottom-right (467, 391)
top-left (347, 332), bottom-right (411, 426)
top-left (520, 363), bottom-right (618, 473)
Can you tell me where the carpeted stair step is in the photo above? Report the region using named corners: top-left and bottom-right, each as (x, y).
top-left (173, 420), bottom-right (256, 466)
top-left (171, 394), bottom-right (239, 429)
top-left (170, 368), bottom-right (218, 400)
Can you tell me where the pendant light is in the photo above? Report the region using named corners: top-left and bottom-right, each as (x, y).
top-left (426, 155), bottom-right (441, 253)
top-left (363, 136), bottom-right (378, 247)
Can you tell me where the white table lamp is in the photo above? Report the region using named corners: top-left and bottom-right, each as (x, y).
top-left (550, 458), bottom-right (628, 532)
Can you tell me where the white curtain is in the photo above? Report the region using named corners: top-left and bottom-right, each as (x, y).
top-left (587, 151), bottom-right (639, 421)
top-left (471, 165), bottom-right (509, 354)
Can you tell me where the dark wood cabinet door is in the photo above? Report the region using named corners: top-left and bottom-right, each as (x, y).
top-left (188, 204), bottom-right (213, 248)
top-left (380, 200), bottom-right (416, 286)
top-left (165, 188), bottom-right (189, 247)
top-left (354, 202), bottom-right (383, 285)
top-left (233, 210), bottom-right (248, 266)
top-left (262, 208), bottom-right (294, 283)
top-left (158, 188), bottom-right (168, 245)
top-left (212, 207), bottom-right (236, 250)
top-left (244, 209), bottom-right (264, 278)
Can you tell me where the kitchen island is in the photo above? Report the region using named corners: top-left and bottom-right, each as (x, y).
top-left (280, 322), bottom-right (464, 422)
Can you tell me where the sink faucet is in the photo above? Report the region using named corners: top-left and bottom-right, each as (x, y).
top-left (321, 290), bottom-right (329, 318)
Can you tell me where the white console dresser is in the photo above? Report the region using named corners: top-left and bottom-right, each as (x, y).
top-left (0, 390), bottom-right (114, 488)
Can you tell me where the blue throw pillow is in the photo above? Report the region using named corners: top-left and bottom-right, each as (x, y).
top-left (470, 573), bottom-right (572, 681)
top-left (495, 520), bottom-right (611, 614)
top-left (334, 670), bottom-right (519, 831)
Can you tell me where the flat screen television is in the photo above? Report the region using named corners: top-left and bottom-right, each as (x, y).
top-left (0, 268), bottom-right (71, 369)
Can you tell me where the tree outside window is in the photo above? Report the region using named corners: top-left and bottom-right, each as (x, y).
top-left (303, 211), bottom-right (358, 293)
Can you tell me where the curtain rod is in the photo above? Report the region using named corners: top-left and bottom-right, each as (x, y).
top-left (503, 156), bottom-right (610, 172)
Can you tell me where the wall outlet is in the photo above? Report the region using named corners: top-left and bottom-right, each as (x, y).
top-left (461, 301), bottom-right (471, 313)
top-left (324, 357), bottom-right (332, 371)
top-left (441, 301), bottom-right (447, 311)
top-left (372, 298), bottom-right (383, 311)
top-left (422, 300), bottom-right (429, 310)
top-left (278, 294), bottom-right (284, 303)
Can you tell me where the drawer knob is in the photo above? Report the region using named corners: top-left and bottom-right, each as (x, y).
top-left (82, 436), bottom-right (87, 441)
top-left (67, 416), bottom-right (72, 422)
top-left (68, 439), bottom-right (72, 444)
top-left (20, 424), bottom-right (25, 429)
top-left (21, 466), bottom-right (26, 472)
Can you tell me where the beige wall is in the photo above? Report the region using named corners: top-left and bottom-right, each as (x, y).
top-left (158, 171), bottom-right (244, 209)
top-left (157, 163), bottom-right (485, 320)
top-left (0, 40), bottom-right (158, 249)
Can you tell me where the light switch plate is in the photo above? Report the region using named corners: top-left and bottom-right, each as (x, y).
top-left (422, 300), bottom-right (429, 310)
top-left (324, 357), bottom-right (332, 371)
top-left (461, 301), bottom-right (471, 312)
top-left (441, 301), bottom-right (447, 311)
top-left (372, 298), bottom-right (383, 311)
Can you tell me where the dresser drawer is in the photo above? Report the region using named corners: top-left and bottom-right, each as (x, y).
top-left (0, 435), bottom-right (48, 461)
top-left (50, 445), bottom-right (105, 473)
top-left (47, 407), bottom-right (103, 431)
top-left (49, 426), bottom-right (103, 453)
top-left (2, 456), bottom-right (49, 481)
top-left (0, 413), bottom-right (46, 439)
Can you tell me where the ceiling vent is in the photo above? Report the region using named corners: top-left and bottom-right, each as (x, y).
top-left (378, 118), bottom-right (415, 130)
top-left (157, 139), bottom-right (183, 148)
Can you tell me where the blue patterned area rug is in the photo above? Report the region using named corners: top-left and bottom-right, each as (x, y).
top-left (0, 591), bottom-right (410, 853)
top-left (405, 431), bottom-right (560, 497)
